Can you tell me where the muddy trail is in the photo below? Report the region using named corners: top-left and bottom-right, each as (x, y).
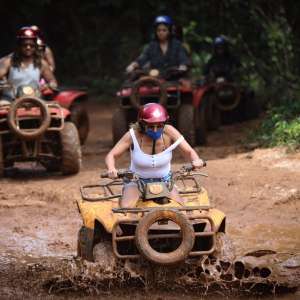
top-left (0, 103), bottom-right (299, 299)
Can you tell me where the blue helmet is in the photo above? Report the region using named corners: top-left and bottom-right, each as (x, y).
top-left (154, 15), bottom-right (173, 26)
top-left (214, 36), bottom-right (226, 46)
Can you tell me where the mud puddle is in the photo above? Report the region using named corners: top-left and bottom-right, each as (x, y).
top-left (1, 248), bottom-right (299, 299)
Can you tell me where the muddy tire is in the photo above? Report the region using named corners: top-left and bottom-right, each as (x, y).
top-left (70, 103), bottom-right (89, 145)
top-left (60, 122), bottom-right (81, 175)
top-left (242, 96), bottom-right (260, 121)
top-left (213, 232), bottom-right (236, 262)
top-left (77, 226), bottom-right (94, 261)
top-left (8, 97), bottom-right (51, 140)
top-left (215, 84), bottom-right (241, 112)
top-left (206, 94), bottom-right (221, 130)
top-left (177, 104), bottom-right (196, 146)
top-left (93, 241), bottom-right (116, 270)
top-left (0, 136), bottom-right (4, 178)
top-left (135, 210), bottom-right (195, 265)
top-left (42, 161), bottom-right (60, 172)
top-left (112, 108), bottom-right (128, 145)
top-left (195, 102), bottom-right (207, 145)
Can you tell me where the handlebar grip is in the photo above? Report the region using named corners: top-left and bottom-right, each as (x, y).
top-left (100, 169), bottom-right (134, 179)
top-left (100, 172), bottom-right (109, 178)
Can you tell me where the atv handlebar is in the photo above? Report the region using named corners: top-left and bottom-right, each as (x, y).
top-left (100, 169), bottom-right (134, 179)
top-left (101, 162), bottom-right (207, 180)
top-left (0, 82), bottom-right (13, 90)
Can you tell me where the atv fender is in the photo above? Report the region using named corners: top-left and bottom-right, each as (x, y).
top-left (54, 90), bottom-right (87, 108)
top-left (193, 85), bottom-right (211, 107)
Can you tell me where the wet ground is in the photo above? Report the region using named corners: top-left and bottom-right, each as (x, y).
top-left (0, 103), bottom-right (299, 299)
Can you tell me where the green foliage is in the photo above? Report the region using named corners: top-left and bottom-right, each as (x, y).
top-left (251, 100), bottom-right (300, 149)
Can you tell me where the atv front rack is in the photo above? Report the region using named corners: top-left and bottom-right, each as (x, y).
top-left (81, 172), bottom-right (205, 202)
top-left (0, 102), bottom-right (65, 134)
top-left (111, 207), bottom-right (216, 259)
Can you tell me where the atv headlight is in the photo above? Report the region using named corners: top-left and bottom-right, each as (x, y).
top-left (149, 69), bottom-right (160, 77)
top-left (22, 86), bottom-right (35, 96)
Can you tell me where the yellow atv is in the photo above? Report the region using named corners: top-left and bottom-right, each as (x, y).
top-left (77, 165), bottom-right (227, 266)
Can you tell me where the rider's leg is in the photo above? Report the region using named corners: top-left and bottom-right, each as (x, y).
top-left (120, 184), bottom-right (140, 208)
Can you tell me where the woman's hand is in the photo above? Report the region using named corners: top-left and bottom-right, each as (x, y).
top-left (191, 159), bottom-right (206, 169)
top-left (107, 168), bottom-right (118, 179)
top-left (126, 62), bottom-right (138, 73)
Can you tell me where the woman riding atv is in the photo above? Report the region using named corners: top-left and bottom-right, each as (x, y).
top-left (126, 15), bottom-right (190, 80)
top-left (204, 36), bottom-right (241, 82)
top-left (105, 103), bottom-right (205, 208)
top-left (0, 26), bottom-right (57, 105)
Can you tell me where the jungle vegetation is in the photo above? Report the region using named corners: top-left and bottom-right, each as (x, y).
top-left (1, 0), bottom-right (299, 147)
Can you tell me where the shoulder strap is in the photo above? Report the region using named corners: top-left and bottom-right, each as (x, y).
top-left (129, 128), bottom-right (140, 150)
top-left (165, 135), bottom-right (184, 152)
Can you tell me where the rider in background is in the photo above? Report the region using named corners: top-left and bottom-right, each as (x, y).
top-left (126, 15), bottom-right (190, 79)
top-left (105, 103), bottom-right (205, 208)
top-left (0, 27), bottom-right (57, 105)
top-left (31, 25), bottom-right (56, 72)
top-left (203, 36), bottom-right (241, 82)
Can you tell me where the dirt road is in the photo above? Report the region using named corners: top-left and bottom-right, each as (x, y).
top-left (0, 103), bottom-right (299, 299)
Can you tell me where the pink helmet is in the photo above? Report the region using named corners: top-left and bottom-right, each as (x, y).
top-left (138, 103), bottom-right (169, 123)
top-left (17, 27), bottom-right (38, 40)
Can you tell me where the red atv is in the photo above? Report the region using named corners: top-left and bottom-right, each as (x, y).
top-left (0, 83), bottom-right (81, 176)
top-left (42, 86), bottom-right (89, 145)
top-left (195, 75), bottom-right (260, 129)
top-left (113, 68), bottom-right (207, 146)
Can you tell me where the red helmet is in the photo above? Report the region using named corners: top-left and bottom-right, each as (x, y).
top-left (17, 27), bottom-right (38, 40)
top-left (138, 103), bottom-right (169, 123)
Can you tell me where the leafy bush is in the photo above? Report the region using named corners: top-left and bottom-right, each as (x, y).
top-left (251, 100), bottom-right (300, 149)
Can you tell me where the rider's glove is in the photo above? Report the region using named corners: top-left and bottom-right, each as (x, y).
top-left (126, 62), bottom-right (138, 73)
top-left (178, 65), bottom-right (188, 71)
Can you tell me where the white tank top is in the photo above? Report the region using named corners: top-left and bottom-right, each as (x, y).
top-left (129, 128), bottom-right (184, 178)
top-left (4, 63), bottom-right (40, 99)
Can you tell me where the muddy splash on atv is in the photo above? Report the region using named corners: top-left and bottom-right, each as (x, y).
top-left (1, 249), bottom-right (299, 298)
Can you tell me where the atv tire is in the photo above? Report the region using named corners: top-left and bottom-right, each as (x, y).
top-left (0, 136), bottom-right (4, 178)
top-left (93, 241), bottom-right (116, 270)
top-left (60, 122), bottom-right (81, 175)
top-left (8, 97), bottom-right (51, 140)
top-left (112, 108), bottom-right (128, 145)
top-left (70, 103), bottom-right (90, 145)
top-left (177, 104), bottom-right (196, 146)
top-left (213, 232), bottom-right (236, 262)
top-left (195, 102), bottom-right (207, 145)
top-left (135, 210), bottom-right (195, 265)
top-left (242, 95), bottom-right (260, 121)
top-left (206, 93), bottom-right (221, 130)
top-left (77, 226), bottom-right (94, 261)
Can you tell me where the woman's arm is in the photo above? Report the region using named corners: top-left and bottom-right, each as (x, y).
top-left (45, 47), bottom-right (55, 72)
top-left (41, 59), bottom-right (57, 88)
top-left (165, 125), bottom-right (205, 168)
top-left (0, 56), bottom-right (11, 80)
top-left (105, 131), bottom-right (132, 178)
